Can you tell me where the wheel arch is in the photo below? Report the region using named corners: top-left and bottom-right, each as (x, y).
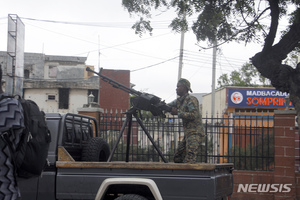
top-left (95, 178), bottom-right (163, 200)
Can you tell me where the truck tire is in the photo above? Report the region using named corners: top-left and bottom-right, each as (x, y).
top-left (81, 137), bottom-right (110, 161)
top-left (115, 194), bottom-right (148, 200)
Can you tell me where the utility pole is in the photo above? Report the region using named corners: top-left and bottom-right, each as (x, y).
top-left (211, 40), bottom-right (217, 118)
top-left (98, 35), bottom-right (100, 72)
top-left (177, 30), bottom-right (185, 81)
top-left (177, 2), bottom-right (186, 81)
top-left (175, 27), bottom-right (185, 152)
top-left (210, 40), bottom-right (218, 163)
top-left (176, 9), bottom-right (186, 150)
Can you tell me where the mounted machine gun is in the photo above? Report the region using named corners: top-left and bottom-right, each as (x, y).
top-left (86, 67), bottom-right (172, 163)
top-left (86, 67), bottom-right (171, 117)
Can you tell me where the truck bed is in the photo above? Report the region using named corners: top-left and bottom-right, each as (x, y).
top-left (57, 146), bottom-right (232, 171)
top-left (56, 146), bottom-right (233, 200)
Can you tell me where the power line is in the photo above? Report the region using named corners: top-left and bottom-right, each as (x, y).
top-left (182, 49), bottom-right (249, 72)
top-left (183, 55), bottom-right (244, 70)
top-left (25, 21), bottom-right (175, 61)
top-left (2, 16), bottom-right (254, 76)
top-left (184, 49), bottom-right (249, 64)
top-left (26, 22), bottom-right (98, 45)
top-left (131, 57), bottom-right (178, 72)
top-left (20, 17), bottom-right (173, 29)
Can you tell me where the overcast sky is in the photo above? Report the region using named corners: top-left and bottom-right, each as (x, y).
top-left (1, 0), bottom-right (279, 102)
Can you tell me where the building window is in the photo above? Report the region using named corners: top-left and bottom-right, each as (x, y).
top-left (235, 108), bottom-right (275, 113)
top-left (49, 66), bottom-right (57, 78)
top-left (59, 88), bottom-right (69, 109)
top-left (24, 69), bottom-right (30, 79)
top-left (48, 95), bottom-right (56, 100)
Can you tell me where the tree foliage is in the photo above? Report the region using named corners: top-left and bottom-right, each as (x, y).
top-left (217, 63), bottom-right (271, 88)
top-left (122, 1), bottom-right (297, 45)
top-left (122, 0), bottom-right (300, 122)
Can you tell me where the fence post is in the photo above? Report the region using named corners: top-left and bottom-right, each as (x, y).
top-left (77, 107), bottom-right (104, 136)
top-left (274, 110), bottom-right (297, 200)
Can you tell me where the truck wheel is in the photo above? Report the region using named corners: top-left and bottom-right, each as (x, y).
top-left (82, 137), bottom-right (110, 161)
top-left (115, 194), bottom-right (148, 200)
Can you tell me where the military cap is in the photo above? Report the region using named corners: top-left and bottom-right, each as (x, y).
top-left (178, 78), bottom-right (193, 93)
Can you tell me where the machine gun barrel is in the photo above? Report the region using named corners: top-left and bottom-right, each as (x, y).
top-left (86, 67), bottom-right (172, 117)
top-left (86, 67), bottom-right (142, 96)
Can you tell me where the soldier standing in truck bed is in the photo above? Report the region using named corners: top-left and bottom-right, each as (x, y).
top-left (168, 78), bottom-right (204, 164)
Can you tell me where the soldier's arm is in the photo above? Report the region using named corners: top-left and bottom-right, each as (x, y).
top-left (168, 99), bottom-right (177, 107)
top-left (168, 99), bottom-right (178, 115)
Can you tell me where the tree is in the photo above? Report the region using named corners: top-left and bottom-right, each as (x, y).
top-left (217, 63), bottom-right (271, 88)
top-left (122, 0), bottom-right (300, 122)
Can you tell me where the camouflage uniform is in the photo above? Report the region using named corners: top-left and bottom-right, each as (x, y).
top-left (169, 93), bottom-right (204, 164)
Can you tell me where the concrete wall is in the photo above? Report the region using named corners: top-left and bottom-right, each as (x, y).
top-left (24, 88), bottom-right (88, 112)
top-left (0, 52), bottom-right (86, 80)
top-left (24, 88), bottom-right (58, 111)
top-left (202, 87), bottom-right (227, 118)
top-left (69, 89), bottom-right (88, 112)
top-left (24, 53), bottom-right (45, 79)
top-left (44, 61), bottom-right (85, 80)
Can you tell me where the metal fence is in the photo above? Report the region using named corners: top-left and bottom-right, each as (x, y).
top-left (98, 111), bottom-right (274, 171)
